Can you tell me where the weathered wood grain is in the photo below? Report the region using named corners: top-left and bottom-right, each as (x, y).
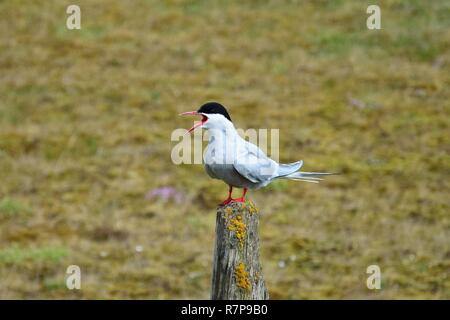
top-left (211, 201), bottom-right (269, 300)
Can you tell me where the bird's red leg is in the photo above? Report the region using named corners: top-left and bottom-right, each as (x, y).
top-left (220, 186), bottom-right (233, 206)
top-left (233, 188), bottom-right (247, 203)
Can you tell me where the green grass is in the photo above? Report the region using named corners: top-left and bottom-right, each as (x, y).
top-left (0, 246), bottom-right (67, 265)
top-left (0, 0), bottom-right (449, 299)
top-left (0, 198), bottom-right (30, 218)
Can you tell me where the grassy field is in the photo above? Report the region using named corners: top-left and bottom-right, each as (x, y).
top-left (0, 0), bottom-right (449, 299)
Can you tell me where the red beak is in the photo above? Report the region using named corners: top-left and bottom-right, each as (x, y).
top-left (179, 111), bottom-right (208, 134)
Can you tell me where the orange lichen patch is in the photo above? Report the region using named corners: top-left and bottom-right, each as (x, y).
top-left (227, 215), bottom-right (246, 247)
top-left (235, 262), bottom-right (251, 290)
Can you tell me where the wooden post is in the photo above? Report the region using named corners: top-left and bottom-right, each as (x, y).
top-left (211, 200), bottom-right (269, 300)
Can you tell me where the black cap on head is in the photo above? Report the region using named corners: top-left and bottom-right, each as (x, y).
top-left (197, 102), bottom-right (232, 122)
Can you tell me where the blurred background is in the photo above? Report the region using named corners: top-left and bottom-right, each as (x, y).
top-left (0, 0), bottom-right (449, 299)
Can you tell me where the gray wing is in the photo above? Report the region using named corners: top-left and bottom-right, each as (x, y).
top-left (232, 140), bottom-right (278, 183)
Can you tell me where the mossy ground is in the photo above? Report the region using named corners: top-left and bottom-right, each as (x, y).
top-left (0, 0), bottom-right (449, 299)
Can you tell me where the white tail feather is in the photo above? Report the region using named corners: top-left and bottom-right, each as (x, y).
top-left (280, 171), bottom-right (338, 183)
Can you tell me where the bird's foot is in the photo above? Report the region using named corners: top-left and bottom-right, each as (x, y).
top-left (219, 187), bottom-right (247, 206)
top-left (219, 197), bottom-right (246, 206)
top-left (219, 197), bottom-right (233, 206)
top-left (233, 197), bottom-right (246, 203)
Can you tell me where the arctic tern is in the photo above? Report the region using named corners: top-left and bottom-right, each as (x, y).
top-left (180, 102), bottom-right (336, 205)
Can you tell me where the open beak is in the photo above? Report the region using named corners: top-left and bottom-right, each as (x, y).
top-left (179, 111), bottom-right (208, 134)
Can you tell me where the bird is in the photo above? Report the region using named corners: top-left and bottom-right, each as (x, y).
top-left (180, 102), bottom-right (336, 205)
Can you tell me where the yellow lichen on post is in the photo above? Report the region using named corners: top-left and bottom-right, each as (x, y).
top-left (225, 207), bottom-right (233, 215)
top-left (227, 214), bottom-right (247, 248)
top-left (246, 200), bottom-right (258, 215)
top-left (235, 262), bottom-right (251, 290)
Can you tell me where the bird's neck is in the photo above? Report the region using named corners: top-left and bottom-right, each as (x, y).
top-left (204, 124), bottom-right (240, 165)
top-left (207, 123), bottom-right (238, 145)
